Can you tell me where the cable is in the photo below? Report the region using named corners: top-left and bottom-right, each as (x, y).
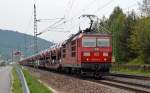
top-left (64, 0), bottom-right (72, 16)
top-left (93, 0), bottom-right (114, 14)
top-left (73, 0), bottom-right (97, 17)
top-left (79, 0), bottom-right (97, 14)
top-left (57, 0), bottom-right (112, 27)
top-left (38, 18), bottom-right (65, 34)
top-left (47, 30), bottom-right (70, 33)
top-left (59, 0), bottom-right (98, 28)
top-left (37, 18), bottom-right (65, 22)
top-left (43, 0), bottom-right (113, 36)
top-left (34, 0), bottom-right (38, 5)
top-left (66, 0), bottom-right (75, 18)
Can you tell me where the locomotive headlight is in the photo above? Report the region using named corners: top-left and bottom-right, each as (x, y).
top-left (83, 52), bottom-right (90, 56)
top-left (86, 58), bottom-right (89, 61)
top-left (103, 52), bottom-right (108, 56)
top-left (104, 58), bottom-right (107, 61)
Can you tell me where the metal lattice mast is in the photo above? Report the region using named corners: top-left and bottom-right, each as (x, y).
top-left (34, 4), bottom-right (38, 54)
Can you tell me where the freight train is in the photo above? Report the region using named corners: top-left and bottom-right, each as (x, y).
top-left (19, 15), bottom-right (112, 77)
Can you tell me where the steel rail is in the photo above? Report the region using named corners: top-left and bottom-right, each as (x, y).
top-left (103, 76), bottom-right (150, 88)
top-left (109, 72), bottom-right (150, 80)
top-left (92, 79), bottom-right (150, 93)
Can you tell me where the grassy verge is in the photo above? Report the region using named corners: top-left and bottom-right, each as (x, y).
top-left (12, 68), bottom-right (23, 93)
top-left (111, 56), bottom-right (150, 77)
top-left (127, 56), bottom-right (145, 65)
top-left (111, 68), bottom-right (150, 77)
top-left (22, 68), bottom-right (52, 93)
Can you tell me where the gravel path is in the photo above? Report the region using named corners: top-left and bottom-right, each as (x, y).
top-left (26, 67), bottom-right (135, 93)
top-left (0, 66), bottom-right (12, 93)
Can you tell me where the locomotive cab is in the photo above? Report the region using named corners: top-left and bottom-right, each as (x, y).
top-left (79, 33), bottom-right (112, 74)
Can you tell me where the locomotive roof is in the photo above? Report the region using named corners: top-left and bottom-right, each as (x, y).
top-left (63, 31), bottom-right (111, 44)
top-left (20, 31), bottom-right (111, 62)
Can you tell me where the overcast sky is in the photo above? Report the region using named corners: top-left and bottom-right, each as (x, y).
top-left (0, 0), bottom-right (142, 43)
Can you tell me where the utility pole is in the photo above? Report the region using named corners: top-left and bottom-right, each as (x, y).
top-left (34, 4), bottom-right (38, 54)
top-left (34, 4), bottom-right (39, 70)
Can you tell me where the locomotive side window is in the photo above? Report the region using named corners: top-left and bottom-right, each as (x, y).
top-left (71, 40), bottom-right (76, 57)
top-left (97, 38), bottom-right (110, 47)
top-left (62, 44), bottom-right (66, 58)
top-left (82, 37), bottom-right (96, 47)
top-left (77, 39), bottom-right (81, 47)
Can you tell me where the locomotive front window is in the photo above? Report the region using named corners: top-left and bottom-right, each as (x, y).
top-left (97, 38), bottom-right (110, 47)
top-left (82, 37), bottom-right (96, 47)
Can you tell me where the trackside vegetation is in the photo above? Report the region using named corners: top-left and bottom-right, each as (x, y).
top-left (111, 68), bottom-right (150, 77)
top-left (12, 68), bottom-right (23, 93)
top-left (94, 0), bottom-right (150, 64)
top-left (22, 69), bottom-right (52, 93)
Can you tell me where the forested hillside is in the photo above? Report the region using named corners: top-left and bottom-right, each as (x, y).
top-left (0, 29), bottom-right (53, 59)
top-left (96, 0), bottom-right (150, 64)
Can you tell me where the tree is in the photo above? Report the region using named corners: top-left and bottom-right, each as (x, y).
top-left (129, 17), bottom-right (150, 64)
top-left (93, 6), bottom-right (150, 64)
top-left (98, 16), bottom-right (110, 34)
top-left (139, 0), bottom-right (150, 16)
top-left (108, 7), bottom-right (126, 62)
top-left (140, 18), bottom-right (150, 64)
top-left (123, 11), bottom-right (138, 60)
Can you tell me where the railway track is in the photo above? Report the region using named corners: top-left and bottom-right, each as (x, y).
top-left (60, 71), bottom-right (150, 93)
top-left (109, 72), bottom-right (150, 80)
top-left (92, 79), bottom-right (150, 93)
top-left (26, 66), bottom-right (150, 93)
top-left (91, 73), bottom-right (150, 93)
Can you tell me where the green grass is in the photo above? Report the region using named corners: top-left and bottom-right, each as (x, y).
top-left (111, 56), bottom-right (150, 77)
top-left (111, 68), bottom-right (150, 77)
top-left (12, 68), bottom-right (23, 93)
top-left (22, 69), bottom-right (52, 93)
top-left (127, 56), bottom-right (145, 65)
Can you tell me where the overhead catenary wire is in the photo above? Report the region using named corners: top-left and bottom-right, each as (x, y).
top-left (37, 18), bottom-right (65, 22)
top-left (37, 0), bottom-right (139, 37)
top-left (55, 0), bottom-right (98, 29)
top-left (34, 0), bottom-right (139, 31)
top-left (37, 17), bottom-right (66, 34)
top-left (36, 28), bottom-right (69, 36)
top-left (73, 0), bottom-right (111, 19)
top-left (34, 0), bottom-right (115, 38)
top-left (56, 0), bottom-right (114, 28)
top-left (65, 0), bottom-right (76, 19)
top-left (93, 0), bottom-right (114, 14)
top-left (74, 0), bottom-right (97, 17)
top-left (34, 0), bottom-right (38, 5)
top-left (64, 0), bottom-right (72, 17)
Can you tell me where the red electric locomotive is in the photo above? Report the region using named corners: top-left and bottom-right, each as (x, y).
top-left (19, 15), bottom-right (112, 77)
top-left (60, 31), bottom-right (112, 76)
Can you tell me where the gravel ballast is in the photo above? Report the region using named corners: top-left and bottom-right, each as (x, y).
top-left (26, 67), bottom-right (135, 93)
